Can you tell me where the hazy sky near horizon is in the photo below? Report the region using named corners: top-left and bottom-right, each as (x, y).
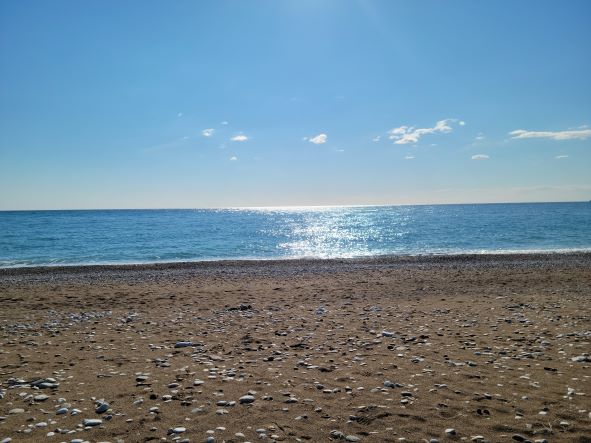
top-left (1, 0), bottom-right (590, 209)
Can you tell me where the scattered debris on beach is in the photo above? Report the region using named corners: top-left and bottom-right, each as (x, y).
top-left (0, 255), bottom-right (590, 441)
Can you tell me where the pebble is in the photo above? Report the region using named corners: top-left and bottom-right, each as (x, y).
top-left (239, 394), bottom-right (255, 404)
top-left (330, 430), bottom-right (346, 439)
top-left (82, 418), bottom-right (103, 426)
top-left (175, 341), bottom-right (193, 348)
top-left (445, 428), bottom-right (456, 436)
top-left (95, 402), bottom-right (110, 413)
top-left (8, 409), bottom-right (24, 415)
top-left (34, 394), bottom-right (49, 401)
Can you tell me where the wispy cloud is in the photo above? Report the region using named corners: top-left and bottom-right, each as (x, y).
top-left (372, 136), bottom-right (381, 142)
top-left (475, 133), bottom-right (485, 141)
top-left (231, 134), bottom-right (248, 142)
top-left (229, 155), bottom-right (237, 161)
top-left (555, 155), bottom-right (569, 159)
top-left (388, 119), bottom-right (461, 145)
top-left (471, 154), bottom-right (490, 160)
top-left (509, 128), bottom-right (591, 141)
top-left (404, 155), bottom-right (415, 160)
top-left (221, 121), bottom-right (229, 125)
top-left (177, 112), bottom-right (183, 118)
top-left (308, 133), bottom-right (327, 144)
top-left (202, 128), bottom-right (215, 137)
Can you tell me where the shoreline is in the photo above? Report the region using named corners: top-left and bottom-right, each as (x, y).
top-left (2, 250), bottom-right (590, 277)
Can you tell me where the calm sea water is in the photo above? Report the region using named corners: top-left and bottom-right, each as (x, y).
top-left (0, 203), bottom-right (590, 267)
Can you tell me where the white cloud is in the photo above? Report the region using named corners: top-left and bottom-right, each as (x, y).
top-left (372, 136), bottom-right (381, 142)
top-left (229, 155), bottom-right (237, 161)
top-left (388, 119), bottom-right (460, 145)
top-left (459, 121), bottom-right (466, 126)
top-left (202, 128), bottom-right (215, 137)
top-left (475, 133), bottom-right (485, 141)
top-left (509, 129), bottom-right (591, 141)
top-left (404, 155), bottom-right (415, 160)
top-left (555, 155), bottom-right (569, 159)
top-left (221, 121), bottom-right (229, 125)
top-left (308, 133), bottom-right (327, 144)
top-left (177, 112), bottom-right (183, 117)
top-left (231, 134), bottom-right (248, 142)
top-left (471, 154), bottom-right (490, 160)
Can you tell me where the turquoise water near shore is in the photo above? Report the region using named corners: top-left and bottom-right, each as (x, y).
top-left (0, 203), bottom-right (590, 267)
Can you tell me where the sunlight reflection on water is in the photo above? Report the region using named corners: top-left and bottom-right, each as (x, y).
top-left (273, 207), bottom-right (409, 258)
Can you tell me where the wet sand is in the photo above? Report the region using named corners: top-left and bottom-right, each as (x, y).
top-left (0, 253), bottom-right (590, 443)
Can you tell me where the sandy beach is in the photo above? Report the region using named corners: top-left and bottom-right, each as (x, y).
top-left (0, 253), bottom-right (590, 443)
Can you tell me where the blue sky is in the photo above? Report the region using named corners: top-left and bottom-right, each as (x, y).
top-left (1, 0), bottom-right (590, 209)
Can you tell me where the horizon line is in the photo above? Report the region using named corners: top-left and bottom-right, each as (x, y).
top-left (0, 200), bottom-right (589, 212)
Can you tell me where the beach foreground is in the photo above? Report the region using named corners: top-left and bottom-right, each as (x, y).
top-left (1, 254), bottom-right (590, 443)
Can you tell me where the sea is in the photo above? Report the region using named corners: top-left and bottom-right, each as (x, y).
top-left (0, 202), bottom-right (590, 268)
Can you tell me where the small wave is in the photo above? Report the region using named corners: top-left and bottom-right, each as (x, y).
top-left (2, 247), bottom-right (591, 269)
